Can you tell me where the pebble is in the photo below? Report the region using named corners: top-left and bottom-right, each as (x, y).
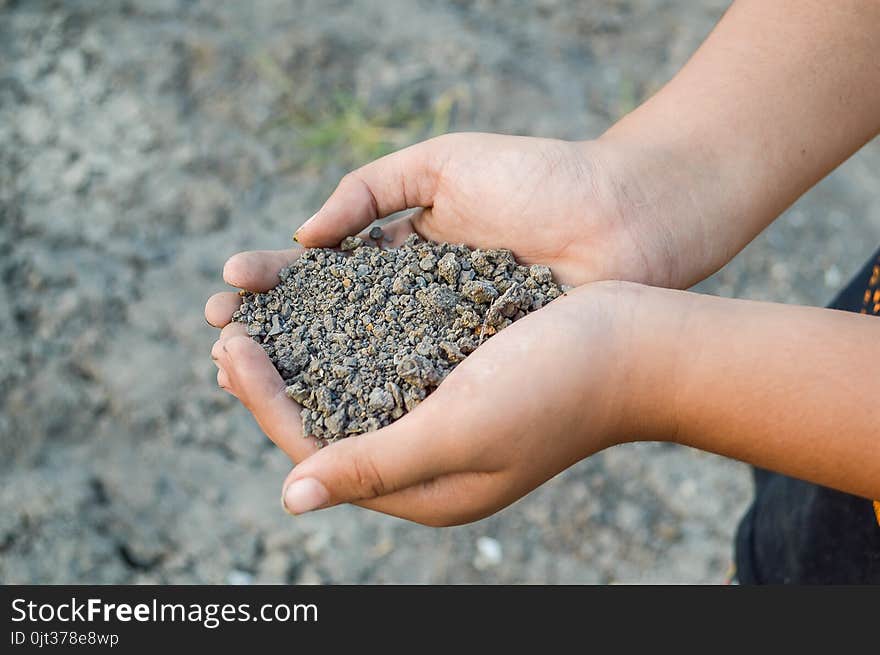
top-left (227, 569), bottom-right (255, 585)
top-left (473, 536), bottom-right (503, 570)
top-left (529, 264), bottom-right (553, 284)
top-left (461, 280), bottom-right (499, 304)
top-left (368, 387), bottom-right (395, 411)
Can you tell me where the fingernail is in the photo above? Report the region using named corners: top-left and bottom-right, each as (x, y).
top-left (295, 213), bottom-right (318, 239)
top-left (282, 478), bottom-right (330, 515)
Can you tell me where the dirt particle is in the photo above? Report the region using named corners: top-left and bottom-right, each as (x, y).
top-left (461, 279), bottom-right (499, 304)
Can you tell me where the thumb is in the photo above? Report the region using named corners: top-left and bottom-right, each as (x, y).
top-left (294, 136), bottom-right (448, 247)
top-left (279, 405), bottom-right (463, 515)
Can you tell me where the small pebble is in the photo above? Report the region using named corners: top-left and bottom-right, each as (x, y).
top-left (474, 537), bottom-right (503, 570)
top-left (227, 569), bottom-right (255, 585)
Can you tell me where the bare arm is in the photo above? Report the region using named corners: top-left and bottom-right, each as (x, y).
top-left (601, 0), bottom-right (880, 286)
top-left (605, 0), bottom-right (880, 499)
top-left (218, 281), bottom-right (880, 522)
top-left (628, 287), bottom-right (880, 501)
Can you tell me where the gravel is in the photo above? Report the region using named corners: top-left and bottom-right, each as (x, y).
top-left (234, 234), bottom-right (562, 442)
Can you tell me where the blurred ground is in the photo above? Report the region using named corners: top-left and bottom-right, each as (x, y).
top-left (1, 0), bottom-right (878, 584)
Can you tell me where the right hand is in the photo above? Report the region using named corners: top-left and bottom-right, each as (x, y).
top-left (212, 280), bottom-right (679, 526)
top-left (294, 132), bottom-right (704, 288)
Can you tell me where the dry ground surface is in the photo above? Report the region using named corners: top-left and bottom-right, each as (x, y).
top-left (2, 0), bottom-right (878, 583)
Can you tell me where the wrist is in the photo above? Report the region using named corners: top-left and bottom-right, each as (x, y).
top-left (568, 281), bottom-right (689, 447)
top-left (576, 133), bottom-right (729, 289)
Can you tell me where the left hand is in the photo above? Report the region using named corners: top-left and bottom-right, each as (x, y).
top-left (208, 274), bottom-right (668, 526)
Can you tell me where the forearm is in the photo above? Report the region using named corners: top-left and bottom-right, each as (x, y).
top-left (625, 286), bottom-right (880, 499)
top-left (598, 0), bottom-right (880, 286)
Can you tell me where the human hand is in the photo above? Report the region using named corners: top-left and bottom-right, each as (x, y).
top-left (210, 280), bottom-right (675, 526)
top-left (208, 257), bottom-right (880, 522)
top-left (293, 132), bottom-right (707, 289)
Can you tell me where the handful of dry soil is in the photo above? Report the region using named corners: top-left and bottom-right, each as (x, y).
top-left (233, 233), bottom-right (563, 443)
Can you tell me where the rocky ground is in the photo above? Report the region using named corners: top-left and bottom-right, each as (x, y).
top-left (2, 0), bottom-right (878, 584)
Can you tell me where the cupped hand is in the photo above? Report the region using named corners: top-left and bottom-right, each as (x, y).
top-left (211, 279), bottom-right (660, 526)
top-left (294, 132), bottom-right (693, 288)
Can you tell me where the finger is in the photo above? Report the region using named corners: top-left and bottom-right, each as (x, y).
top-left (295, 136), bottom-right (449, 247)
top-left (355, 471), bottom-right (509, 527)
top-left (223, 247), bottom-right (303, 291)
top-left (219, 321), bottom-right (248, 341)
top-left (217, 367), bottom-right (239, 399)
top-left (205, 292), bottom-right (243, 328)
top-left (278, 399), bottom-right (469, 515)
top-left (220, 335), bottom-right (319, 463)
top-left (212, 323), bottom-right (248, 362)
top-left (211, 322), bottom-right (247, 368)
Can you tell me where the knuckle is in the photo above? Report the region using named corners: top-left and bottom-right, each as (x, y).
top-left (349, 446), bottom-right (388, 499)
top-left (222, 335), bottom-right (252, 359)
top-left (339, 170), bottom-right (361, 190)
top-left (342, 170), bottom-right (379, 218)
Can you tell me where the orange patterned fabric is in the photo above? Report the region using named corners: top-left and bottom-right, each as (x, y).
top-left (863, 257), bottom-right (880, 526)
top-left (860, 262), bottom-right (880, 314)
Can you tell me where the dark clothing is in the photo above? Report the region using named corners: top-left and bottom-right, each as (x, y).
top-left (734, 249), bottom-right (880, 584)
